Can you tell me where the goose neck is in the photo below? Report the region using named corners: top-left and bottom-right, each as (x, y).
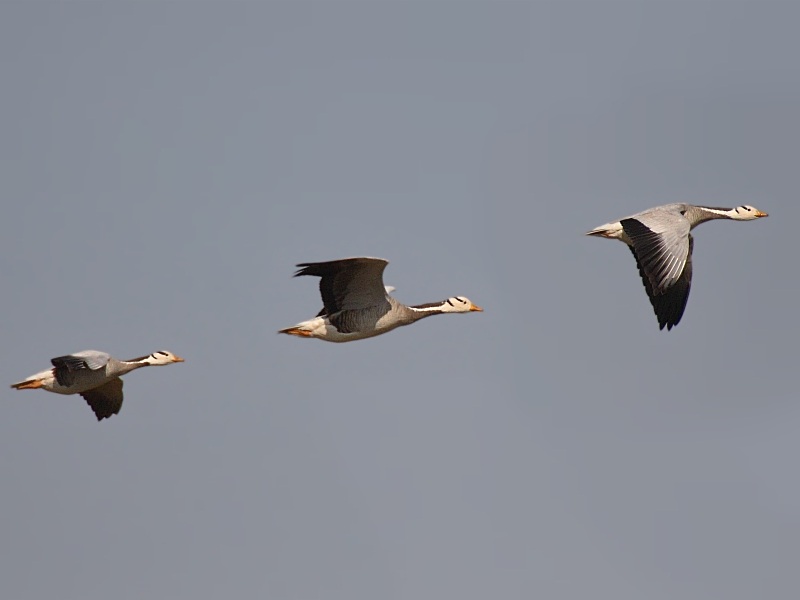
top-left (118, 356), bottom-right (153, 374)
top-left (407, 302), bottom-right (447, 321)
top-left (686, 205), bottom-right (735, 228)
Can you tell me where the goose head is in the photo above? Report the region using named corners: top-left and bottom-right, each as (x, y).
top-left (144, 350), bottom-right (185, 366)
top-left (731, 205), bottom-right (769, 220)
top-left (441, 296), bottom-right (483, 313)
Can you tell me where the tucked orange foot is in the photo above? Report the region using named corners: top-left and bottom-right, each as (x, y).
top-left (12, 379), bottom-right (44, 390)
top-left (280, 328), bottom-right (313, 338)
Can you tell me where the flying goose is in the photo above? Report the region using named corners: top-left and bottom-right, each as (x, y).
top-left (279, 257), bottom-right (483, 342)
top-left (10, 350), bottom-right (184, 421)
top-left (586, 204), bottom-right (768, 330)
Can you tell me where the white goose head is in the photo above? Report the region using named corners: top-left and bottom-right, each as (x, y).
top-left (731, 205), bottom-right (769, 220)
top-left (440, 296), bottom-right (483, 313)
top-left (143, 350), bottom-right (184, 366)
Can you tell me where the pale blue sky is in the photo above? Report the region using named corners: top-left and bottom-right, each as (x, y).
top-left (1, 3), bottom-right (798, 599)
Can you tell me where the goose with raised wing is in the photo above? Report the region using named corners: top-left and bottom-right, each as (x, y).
top-left (586, 204), bottom-right (768, 330)
top-left (279, 257), bottom-right (483, 342)
top-left (11, 350), bottom-right (184, 421)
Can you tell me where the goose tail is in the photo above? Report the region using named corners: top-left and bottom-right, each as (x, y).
top-left (585, 221), bottom-right (624, 239)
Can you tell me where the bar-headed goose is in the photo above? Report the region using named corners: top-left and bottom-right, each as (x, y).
top-left (586, 204), bottom-right (768, 330)
top-left (279, 257), bottom-right (482, 342)
top-left (10, 350), bottom-right (184, 421)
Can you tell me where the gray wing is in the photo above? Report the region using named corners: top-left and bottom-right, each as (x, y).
top-left (295, 257), bottom-right (390, 315)
top-left (80, 378), bottom-right (124, 421)
top-left (621, 207), bottom-right (691, 295)
top-left (314, 284), bottom-right (396, 317)
top-left (51, 350), bottom-right (111, 387)
top-left (628, 234), bottom-right (694, 330)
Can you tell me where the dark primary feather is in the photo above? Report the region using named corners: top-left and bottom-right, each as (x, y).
top-left (294, 257), bottom-right (389, 315)
top-left (51, 356), bottom-right (92, 387)
top-left (627, 235), bottom-right (694, 330)
top-left (80, 378), bottom-right (124, 421)
top-left (50, 351), bottom-right (111, 387)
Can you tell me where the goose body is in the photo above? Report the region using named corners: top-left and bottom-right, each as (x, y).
top-left (586, 204), bottom-right (768, 330)
top-left (279, 257), bottom-right (482, 342)
top-left (11, 350), bottom-right (184, 421)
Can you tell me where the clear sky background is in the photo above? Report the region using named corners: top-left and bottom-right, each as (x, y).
top-left (1, 3), bottom-right (798, 599)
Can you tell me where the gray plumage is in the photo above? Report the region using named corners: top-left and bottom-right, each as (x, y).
top-left (296, 258), bottom-right (426, 333)
top-left (51, 350), bottom-right (114, 387)
top-left (280, 257), bottom-right (482, 342)
top-left (587, 203), bottom-right (768, 330)
top-left (51, 350), bottom-right (156, 389)
top-left (11, 350), bottom-right (184, 421)
top-left (297, 258), bottom-right (391, 315)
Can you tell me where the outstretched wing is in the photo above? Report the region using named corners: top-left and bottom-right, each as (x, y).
top-left (627, 234), bottom-right (694, 330)
top-left (51, 350), bottom-right (111, 387)
top-left (294, 257), bottom-right (390, 315)
top-left (315, 284), bottom-right (396, 317)
top-left (621, 209), bottom-right (691, 296)
top-left (80, 378), bottom-right (124, 421)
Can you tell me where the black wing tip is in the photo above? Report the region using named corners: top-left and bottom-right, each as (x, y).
top-left (653, 296), bottom-right (685, 331)
top-left (84, 400), bottom-right (119, 421)
top-left (291, 261), bottom-right (340, 278)
top-left (293, 264), bottom-right (315, 278)
top-left (656, 301), bottom-right (683, 330)
top-left (627, 242), bottom-right (689, 332)
top-left (293, 262), bottom-right (336, 278)
top-left (93, 411), bottom-right (116, 422)
top-left (292, 257), bottom-right (388, 276)
top-left (658, 319), bottom-right (680, 331)
top-left (654, 288), bottom-right (688, 331)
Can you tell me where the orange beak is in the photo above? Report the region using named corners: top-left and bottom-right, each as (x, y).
top-left (469, 303), bottom-right (483, 312)
top-left (173, 356), bottom-right (185, 363)
top-left (755, 210), bottom-right (769, 217)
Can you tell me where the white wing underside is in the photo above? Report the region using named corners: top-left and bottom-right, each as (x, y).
top-left (624, 209), bottom-right (691, 294)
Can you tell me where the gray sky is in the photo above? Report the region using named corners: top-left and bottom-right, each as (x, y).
top-left (1, 3), bottom-right (798, 599)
